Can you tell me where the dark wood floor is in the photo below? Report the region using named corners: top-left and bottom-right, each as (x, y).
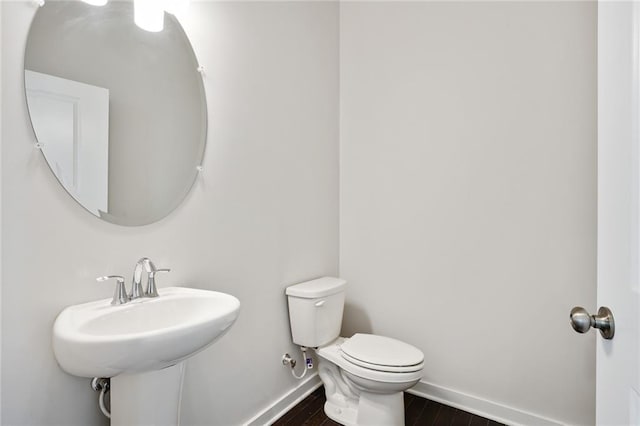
top-left (273, 387), bottom-right (504, 426)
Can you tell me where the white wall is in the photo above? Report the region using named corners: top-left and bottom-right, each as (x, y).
top-left (1, 1), bottom-right (338, 425)
top-left (339, 2), bottom-right (596, 425)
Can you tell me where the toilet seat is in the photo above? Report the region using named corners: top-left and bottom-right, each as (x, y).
top-left (340, 334), bottom-right (424, 373)
top-left (341, 352), bottom-right (424, 373)
top-left (316, 337), bottom-right (424, 384)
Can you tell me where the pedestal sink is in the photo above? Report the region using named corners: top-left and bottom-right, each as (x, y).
top-left (53, 287), bottom-right (240, 425)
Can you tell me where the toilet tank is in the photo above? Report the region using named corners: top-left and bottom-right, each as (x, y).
top-left (285, 277), bottom-right (347, 347)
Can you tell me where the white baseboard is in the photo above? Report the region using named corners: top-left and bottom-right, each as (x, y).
top-left (408, 381), bottom-right (564, 426)
top-left (244, 375), bottom-right (564, 426)
top-left (244, 373), bottom-right (322, 426)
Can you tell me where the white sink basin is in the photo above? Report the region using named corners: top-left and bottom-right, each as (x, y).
top-left (53, 286), bottom-right (240, 378)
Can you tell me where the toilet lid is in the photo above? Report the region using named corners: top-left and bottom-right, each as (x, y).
top-left (340, 334), bottom-right (424, 372)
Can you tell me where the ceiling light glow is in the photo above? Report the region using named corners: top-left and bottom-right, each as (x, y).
top-left (164, 0), bottom-right (190, 17)
top-left (134, 0), bottom-right (165, 33)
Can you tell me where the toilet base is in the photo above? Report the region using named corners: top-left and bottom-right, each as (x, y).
top-left (324, 391), bottom-right (404, 426)
top-left (315, 337), bottom-right (421, 426)
top-left (324, 400), bottom-right (357, 426)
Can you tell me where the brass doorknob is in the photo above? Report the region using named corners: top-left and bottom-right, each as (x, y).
top-left (570, 306), bottom-right (615, 340)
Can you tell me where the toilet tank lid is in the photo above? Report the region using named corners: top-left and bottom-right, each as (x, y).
top-left (285, 277), bottom-right (347, 298)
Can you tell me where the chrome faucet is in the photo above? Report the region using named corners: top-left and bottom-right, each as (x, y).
top-left (130, 257), bottom-right (171, 299)
top-left (130, 257), bottom-right (152, 300)
top-left (98, 258), bottom-right (171, 305)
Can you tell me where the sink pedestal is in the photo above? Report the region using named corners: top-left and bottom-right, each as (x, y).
top-left (110, 362), bottom-right (186, 426)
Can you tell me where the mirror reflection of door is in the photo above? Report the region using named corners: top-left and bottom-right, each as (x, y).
top-left (25, 70), bottom-right (109, 216)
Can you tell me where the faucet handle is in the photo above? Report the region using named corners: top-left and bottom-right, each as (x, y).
top-left (146, 268), bottom-right (170, 298)
top-left (97, 275), bottom-right (129, 305)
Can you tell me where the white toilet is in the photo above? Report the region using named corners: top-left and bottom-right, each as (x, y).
top-left (286, 277), bottom-right (424, 426)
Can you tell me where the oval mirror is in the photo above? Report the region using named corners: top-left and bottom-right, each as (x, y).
top-left (24, 1), bottom-right (207, 226)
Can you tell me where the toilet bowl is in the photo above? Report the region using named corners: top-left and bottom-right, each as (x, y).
top-left (286, 278), bottom-right (424, 426)
top-left (315, 335), bottom-right (423, 426)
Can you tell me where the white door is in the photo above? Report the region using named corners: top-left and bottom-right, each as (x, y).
top-left (25, 70), bottom-right (109, 216)
top-left (595, 2), bottom-right (640, 424)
